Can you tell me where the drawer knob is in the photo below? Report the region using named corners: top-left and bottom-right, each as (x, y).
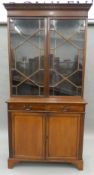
top-left (24, 105), bottom-right (32, 111)
top-left (63, 109), bottom-right (68, 112)
top-left (63, 106), bottom-right (69, 112)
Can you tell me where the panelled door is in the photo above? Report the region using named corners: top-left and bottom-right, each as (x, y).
top-left (11, 112), bottom-right (45, 160)
top-left (46, 113), bottom-right (81, 159)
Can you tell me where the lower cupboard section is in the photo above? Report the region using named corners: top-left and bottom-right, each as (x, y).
top-left (8, 111), bottom-right (84, 169)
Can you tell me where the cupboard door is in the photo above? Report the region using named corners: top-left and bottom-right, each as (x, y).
top-left (12, 112), bottom-right (45, 160)
top-left (10, 18), bottom-right (45, 96)
top-left (49, 19), bottom-right (85, 96)
top-left (47, 113), bottom-right (81, 159)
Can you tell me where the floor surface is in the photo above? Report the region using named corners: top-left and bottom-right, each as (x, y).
top-left (0, 131), bottom-right (94, 175)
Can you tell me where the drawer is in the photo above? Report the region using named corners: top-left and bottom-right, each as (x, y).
top-left (8, 103), bottom-right (85, 112)
top-left (8, 103), bottom-right (46, 111)
top-left (46, 104), bottom-right (85, 112)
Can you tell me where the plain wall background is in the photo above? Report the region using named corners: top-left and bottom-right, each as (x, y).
top-left (0, 24), bottom-right (9, 131)
top-left (0, 24), bottom-right (94, 134)
top-left (84, 25), bottom-right (94, 134)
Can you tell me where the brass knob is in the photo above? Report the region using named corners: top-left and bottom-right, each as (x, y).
top-left (63, 106), bottom-right (69, 112)
top-left (23, 105), bottom-right (32, 111)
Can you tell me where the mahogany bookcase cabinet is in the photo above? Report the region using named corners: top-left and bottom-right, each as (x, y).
top-left (4, 2), bottom-right (92, 169)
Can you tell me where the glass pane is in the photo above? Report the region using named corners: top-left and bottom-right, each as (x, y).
top-left (79, 50), bottom-right (83, 70)
top-left (50, 81), bottom-right (78, 96)
top-left (17, 80), bottom-right (39, 95)
top-left (10, 18), bottom-right (44, 35)
top-left (69, 71), bottom-right (82, 86)
top-left (40, 50), bottom-right (44, 69)
top-left (78, 88), bottom-right (82, 96)
top-left (50, 19), bottom-right (85, 38)
top-left (48, 51), bottom-right (54, 69)
top-left (11, 70), bottom-right (25, 86)
top-left (30, 30), bottom-right (45, 49)
top-left (15, 41), bottom-right (39, 76)
top-left (49, 19), bottom-right (85, 96)
top-left (10, 33), bottom-right (25, 49)
top-left (50, 31), bottom-right (65, 49)
top-left (31, 70), bottom-right (44, 86)
top-left (10, 18), bottom-right (45, 96)
top-left (49, 70), bottom-right (63, 86)
top-left (51, 43), bottom-right (78, 76)
top-left (70, 32), bottom-right (85, 49)
top-left (40, 87), bottom-right (44, 95)
top-left (12, 87), bottom-right (16, 95)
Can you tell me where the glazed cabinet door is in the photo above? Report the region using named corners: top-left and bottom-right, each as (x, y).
top-left (49, 19), bottom-right (85, 96)
top-left (9, 18), bottom-right (45, 96)
top-left (11, 112), bottom-right (45, 160)
top-left (46, 113), bottom-right (82, 160)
